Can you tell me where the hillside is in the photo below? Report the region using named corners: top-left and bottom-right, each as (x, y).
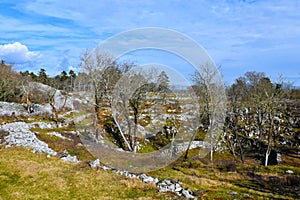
top-left (0, 147), bottom-right (160, 200)
top-left (0, 100), bottom-right (299, 199)
top-left (0, 72), bottom-right (299, 199)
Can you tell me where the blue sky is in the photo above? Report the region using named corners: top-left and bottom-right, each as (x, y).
top-left (0, 0), bottom-right (300, 86)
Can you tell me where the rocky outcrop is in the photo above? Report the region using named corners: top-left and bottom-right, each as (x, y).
top-left (1, 121), bottom-right (79, 163)
top-left (0, 101), bottom-right (52, 117)
top-left (1, 122), bottom-right (56, 155)
top-left (23, 82), bottom-right (75, 111)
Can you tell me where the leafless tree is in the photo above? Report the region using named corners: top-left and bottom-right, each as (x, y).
top-left (21, 80), bottom-right (34, 113)
top-left (80, 49), bottom-right (136, 149)
top-left (112, 67), bottom-right (157, 152)
top-left (227, 72), bottom-right (293, 166)
top-left (186, 64), bottom-right (226, 161)
top-left (80, 49), bottom-right (117, 134)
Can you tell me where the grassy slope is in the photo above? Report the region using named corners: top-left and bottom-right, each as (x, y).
top-left (0, 147), bottom-right (168, 200)
top-left (149, 149), bottom-right (299, 200)
top-left (1, 147), bottom-right (298, 200)
top-left (0, 105), bottom-right (299, 199)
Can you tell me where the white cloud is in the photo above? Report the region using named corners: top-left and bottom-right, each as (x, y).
top-left (0, 42), bottom-right (40, 64)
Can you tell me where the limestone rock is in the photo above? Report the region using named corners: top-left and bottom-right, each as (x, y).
top-left (89, 159), bottom-right (100, 168)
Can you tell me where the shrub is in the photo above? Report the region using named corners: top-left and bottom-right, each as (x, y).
top-left (217, 161), bottom-right (237, 172)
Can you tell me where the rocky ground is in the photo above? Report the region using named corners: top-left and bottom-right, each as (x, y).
top-left (0, 100), bottom-right (200, 199)
top-left (0, 90), bottom-right (299, 199)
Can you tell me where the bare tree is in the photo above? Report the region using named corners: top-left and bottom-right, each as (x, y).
top-left (80, 49), bottom-right (136, 150)
top-left (80, 49), bottom-right (116, 135)
top-left (21, 80), bottom-right (34, 113)
top-left (186, 64), bottom-right (225, 161)
top-left (259, 78), bottom-right (292, 166)
top-left (222, 94), bottom-right (247, 163)
top-left (226, 72), bottom-right (293, 166)
top-left (112, 67), bottom-right (157, 152)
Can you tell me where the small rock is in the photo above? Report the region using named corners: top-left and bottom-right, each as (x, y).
top-left (89, 159), bottom-right (100, 168)
top-left (286, 170), bottom-right (294, 174)
top-left (228, 191), bottom-right (238, 195)
top-left (243, 193), bottom-right (250, 197)
top-left (101, 166), bottom-right (111, 171)
top-left (61, 155), bottom-right (79, 163)
top-left (182, 189), bottom-right (195, 199)
top-left (175, 187), bottom-right (183, 192)
top-left (138, 173), bottom-right (147, 179)
top-left (168, 184), bottom-right (175, 191)
top-left (158, 182), bottom-right (166, 187)
top-left (143, 176), bottom-right (154, 183)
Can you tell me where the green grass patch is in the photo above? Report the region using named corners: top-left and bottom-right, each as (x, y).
top-left (30, 126), bottom-right (76, 134)
top-left (138, 142), bottom-right (157, 153)
top-left (0, 147), bottom-right (167, 200)
top-left (254, 165), bottom-right (300, 175)
top-left (37, 132), bottom-right (63, 142)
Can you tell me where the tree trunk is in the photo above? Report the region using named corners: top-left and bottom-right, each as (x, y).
top-left (184, 130), bottom-right (196, 160)
top-left (133, 111), bottom-right (138, 153)
top-left (114, 119), bottom-right (132, 151)
top-left (239, 148), bottom-right (244, 164)
top-left (265, 145), bottom-right (271, 166)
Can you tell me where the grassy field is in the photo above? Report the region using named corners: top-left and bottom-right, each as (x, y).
top-left (0, 103), bottom-right (299, 199)
top-left (149, 149), bottom-right (300, 199)
top-left (0, 147), bottom-right (171, 200)
top-left (0, 146), bottom-right (299, 200)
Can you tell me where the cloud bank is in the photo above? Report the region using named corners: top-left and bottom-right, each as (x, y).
top-left (0, 42), bottom-right (40, 64)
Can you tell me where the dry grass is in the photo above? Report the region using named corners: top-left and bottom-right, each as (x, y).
top-left (0, 147), bottom-right (168, 200)
top-left (148, 148), bottom-right (299, 200)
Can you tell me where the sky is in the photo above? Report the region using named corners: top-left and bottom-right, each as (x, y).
top-left (0, 0), bottom-right (300, 86)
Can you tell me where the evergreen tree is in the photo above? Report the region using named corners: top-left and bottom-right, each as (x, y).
top-left (37, 68), bottom-right (50, 85)
top-left (60, 70), bottom-right (68, 82)
top-left (157, 71), bottom-right (170, 92)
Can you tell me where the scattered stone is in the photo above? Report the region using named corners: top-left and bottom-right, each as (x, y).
top-left (286, 170), bottom-right (294, 174)
top-left (156, 179), bottom-right (195, 198)
top-left (228, 191), bottom-right (238, 195)
top-left (143, 176), bottom-right (155, 183)
top-left (138, 173), bottom-right (148, 179)
top-left (243, 193), bottom-right (250, 197)
top-left (175, 186), bottom-right (183, 192)
top-left (89, 159), bottom-right (100, 168)
top-left (58, 150), bottom-right (79, 163)
top-left (57, 151), bottom-right (68, 158)
top-left (87, 162), bottom-right (196, 198)
top-left (1, 122), bottom-right (56, 156)
top-left (34, 122), bottom-right (54, 129)
top-left (102, 166), bottom-right (111, 171)
top-left (61, 154), bottom-right (79, 163)
top-left (47, 132), bottom-right (72, 141)
top-left (182, 189), bottom-right (195, 199)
